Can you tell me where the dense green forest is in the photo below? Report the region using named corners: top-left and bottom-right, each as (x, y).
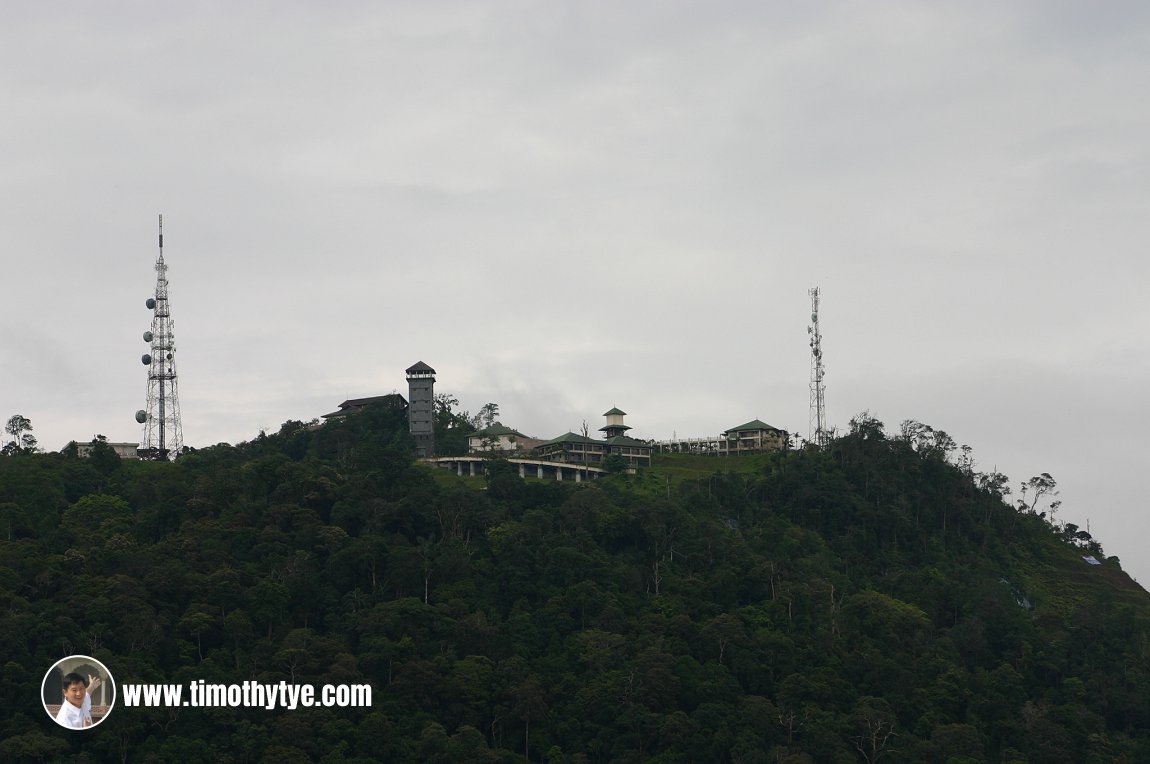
top-left (1, 404), bottom-right (1148, 763)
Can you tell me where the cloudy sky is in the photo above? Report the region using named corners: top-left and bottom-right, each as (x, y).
top-left (2, 1), bottom-right (1148, 585)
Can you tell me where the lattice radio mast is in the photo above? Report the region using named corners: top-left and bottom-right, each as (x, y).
top-left (136, 215), bottom-right (183, 459)
top-left (807, 287), bottom-right (828, 448)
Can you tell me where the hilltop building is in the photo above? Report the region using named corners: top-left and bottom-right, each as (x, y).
top-left (467, 423), bottom-right (545, 455)
top-left (69, 441), bottom-right (141, 460)
top-left (319, 362), bottom-right (787, 477)
top-left (536, 408), bottom-right (653, 468)
top-left (720, 419), bottom-right (787, 455)
top-left (320, 363), bottom-right (434, 457)
top-left (318, 363), bottom-right (435, 456)
top-left (654, 418), bottom-right (788, 455)
top-left (534, 432), bottom-right (610, 464)
top-left (321, 393), bottom-right (407, 421)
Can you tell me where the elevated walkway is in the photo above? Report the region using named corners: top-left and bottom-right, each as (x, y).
top-left (422, 456), bottom-right (606, 482)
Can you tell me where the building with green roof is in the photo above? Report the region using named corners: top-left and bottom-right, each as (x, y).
top-left (467, 422), bottom-right (544, 455)
top-left (535, 409), bottom-right (652, 468)
top-left (652, 418), bottom-right (789, 455)
top-left (720, 419), bottom-right (787, 455)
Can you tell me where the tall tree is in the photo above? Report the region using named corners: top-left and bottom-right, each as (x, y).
top-left (475, 403), bottom-right (500, 430)
top-left (1019, 473), bottom-right (1058, 515)
top-left (2, 414), bottom-right (37, 454)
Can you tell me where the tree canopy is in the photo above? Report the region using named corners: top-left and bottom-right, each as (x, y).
top-left (1, 407), bottom-right (1148, 762)
top-left (2, 414), bottom-right (37, 454)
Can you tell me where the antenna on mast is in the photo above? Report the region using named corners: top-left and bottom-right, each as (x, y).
top-left (808, 287), bottom-right (828, 448)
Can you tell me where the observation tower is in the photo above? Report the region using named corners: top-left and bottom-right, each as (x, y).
top-left (406, 361), bottom-right (436, 457)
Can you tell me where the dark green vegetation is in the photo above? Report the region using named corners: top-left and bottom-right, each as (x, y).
top-left (1, 406), bottom-right (1148, 763)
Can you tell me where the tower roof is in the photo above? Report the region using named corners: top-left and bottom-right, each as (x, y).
top-left (406, 361), bottom-right (436, 374)
top-left (603, 407), bottom-right (627, 416)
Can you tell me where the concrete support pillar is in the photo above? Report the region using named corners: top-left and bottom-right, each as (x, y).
top-left (456, 462), bottom-right (463, 476)
top-left (575, 470), bottom-right (582, 483)
top-left (469, 461), bottom-right (476, 477)
top-left (556, 468), bottom-right (562, 481)
top-left (519, 464), bottom-right (525, 478)
top-left (537, 465), bottom-right (543, 479)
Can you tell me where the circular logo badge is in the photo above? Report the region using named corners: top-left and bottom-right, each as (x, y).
top-left (42, 655), bottom-right (116, 730)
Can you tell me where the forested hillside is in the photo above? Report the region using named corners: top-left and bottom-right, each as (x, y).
top-left (1, 405), bottom-right (1147, 762)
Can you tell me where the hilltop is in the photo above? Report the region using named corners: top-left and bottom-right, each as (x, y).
top-left (0, 403), bottom-right (1147, 762)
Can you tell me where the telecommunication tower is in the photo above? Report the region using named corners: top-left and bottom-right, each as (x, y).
top-left (807, 287), bottom-right (828, 448)
top-left (136, 215), bottom-right (183, 459)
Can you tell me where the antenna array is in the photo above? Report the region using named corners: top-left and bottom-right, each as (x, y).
top-left (808, 287), bottom-right (828, 447)
top-left (136, 215), bottom-right (184, 459)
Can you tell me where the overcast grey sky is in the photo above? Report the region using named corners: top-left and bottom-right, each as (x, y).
top-left (2, 1), bottom-right (1148, 585)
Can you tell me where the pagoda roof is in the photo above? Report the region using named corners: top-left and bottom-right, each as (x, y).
top-left (603, 407), bottom-right (627, 416)
top-left (406, 360), bottom-right (436, 374)
top-left (340, 394), bottom-right (406, 408)
top-left (470, 422), bottom-right (527, 438)
top-left (724, 419), bottom-right (783, 434)
top-left (606, 435), bottom-right (651, 448)
top-left (322, 393), bottom-right (406, 419)
top-left (539, 432), bottom-right (602, 447)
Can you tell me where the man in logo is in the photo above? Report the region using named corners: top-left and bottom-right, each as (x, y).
top-left (55, 672), bottom-right (102, 728)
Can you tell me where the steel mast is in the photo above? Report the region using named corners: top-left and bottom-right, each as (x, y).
top-left (137, 215), bottom-right (183, 459)
top-left (808, 287), bottom-right (827, 448)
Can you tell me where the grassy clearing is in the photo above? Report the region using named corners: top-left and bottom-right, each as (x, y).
top-left (651, 451), bottom-right (774, 476)
top-left (602, 452), bottom-right (775, 496)
top-left (1031, 542), bottom-right (1149, 614)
